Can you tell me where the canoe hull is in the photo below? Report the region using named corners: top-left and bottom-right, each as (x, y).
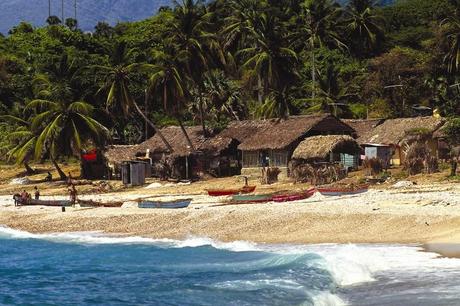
top-left (138, 199), bottom-right (192, 209)
top-left (14, 196), bottom-right (72, 207)
top-left (231, 194), bottom-right (273, 204)
top-left (272, 189), bottom-right (316, 202)
top-left (207, 186), bottom-right (256, 196)
top-left (316, 185), bottom-right (369, 196)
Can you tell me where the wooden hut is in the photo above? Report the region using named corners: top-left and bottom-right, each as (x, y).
top-left (342, 119), bottom-right (385, 139)
top-left (292, 135), bottom-right (361, 170)
top-left (237, 114), bottom-right (355, 178)
top-left (358, 116), bottom-right (445, 166)
top-left (104, 145), bottom-right (139, 179)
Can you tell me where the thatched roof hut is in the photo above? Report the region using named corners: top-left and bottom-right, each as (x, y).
top-left (136, 126), bottom-right (233, 157)
top-left (342, 119), bottom-right (384, 139)
top-left (292, 135), bottom-right (361, 161)
top-left (104, 145), bottom-right (139, 167)
top-left (238, 114), bottom-right (355, 151)
top-left (359, 117), bottom-right (445, 145)
top-left (217, 120), bottom-right (273, 143)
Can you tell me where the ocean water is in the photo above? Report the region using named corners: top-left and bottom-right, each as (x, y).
top-left (1, 227), bottom-right (460, 306)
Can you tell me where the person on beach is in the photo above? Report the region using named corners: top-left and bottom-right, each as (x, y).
top-left (67, 172), bottom-right (73, 186)
top-left (69, 185), bottom-right (77, 204)
top-left (34, 186), bottom-right (40, 200)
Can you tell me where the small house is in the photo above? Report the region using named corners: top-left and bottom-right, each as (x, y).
top-left (236, 114), bottom-right (355, 178)
top-left (291, 135), bottom-right (361, 170)
top-left (358, 116), bottom-right (445, 166)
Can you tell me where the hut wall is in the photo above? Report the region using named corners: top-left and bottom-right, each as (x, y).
top-left (242, 151), bottom-right (260, 168)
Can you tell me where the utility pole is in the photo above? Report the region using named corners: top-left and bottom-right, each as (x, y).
top-left (61, 0), bottom-right (64, 23)
top-left (74, 0), bottom-right (77, 21)
top-left (48, 0), bottom-right (51, 17)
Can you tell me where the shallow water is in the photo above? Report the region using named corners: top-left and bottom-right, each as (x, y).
top-left (1, 227), bottom-right (460, 305)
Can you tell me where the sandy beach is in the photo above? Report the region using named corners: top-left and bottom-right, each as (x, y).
top-left (2, 181), bottom-right (460, 250)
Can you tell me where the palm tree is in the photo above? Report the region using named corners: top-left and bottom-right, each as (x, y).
top-left (441, 2), bottom-right (460, 75)
top-left (0, 112), bottom-right (37, 175)
top-left (237, 10), bottom-right (298, 118)
top-left (89, 42), bottom-right (173, 151)
top-left (298, 0), bottom-right (346, 100)
top-left (148, 49), bottom-right (195, 151)
top-left (345, 0), bottom-right (384, 58)
top-left (167, 0), bottom-right (217, 135)
top-left (46, 15), bottom-right (62, 25)
top-left (25, 99), bottom-right (109, 180)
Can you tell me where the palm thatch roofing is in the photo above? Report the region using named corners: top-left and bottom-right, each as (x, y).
top-left (238, 114), bottom-right (355, 151)
top-left (217, 119), bottom-right (273, 143)
top-left (135, 126), bottom-right (233, 157)
top-left (358, 116), bottom-right (445, 145)
top-left (104, 145), bottom-right (139, 166)
top-left (292, 135), bottom-right (361, 160)
top-left (342, 119), bottom-right (384, 138)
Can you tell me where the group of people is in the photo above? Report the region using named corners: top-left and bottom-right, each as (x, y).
top-left (14, 171), bottom-right (78, 205)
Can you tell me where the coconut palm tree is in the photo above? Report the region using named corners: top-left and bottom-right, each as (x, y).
top-left (237, 11), bottom-right (298, 118)
top-left (24, 98), bottom-right (109, 180)
top-left (88, 42), bottom-right (173, 151)
top-left (298, 0), bottom-right (346, 100)
top-left (167, 0), bottom-right (218, 135)
top-left (441, 3), bottom-right (460, 75)
top-left (345, 0), bottom-right (384, 58)
top-left (148, 49), bottom-right (195, 151)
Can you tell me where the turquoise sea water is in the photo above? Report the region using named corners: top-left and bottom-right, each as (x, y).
top-left (1, 226), bottom-right (460, 306)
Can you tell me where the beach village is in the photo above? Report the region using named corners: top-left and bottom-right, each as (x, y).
top-left (2, 113), bottom-right (460, 248)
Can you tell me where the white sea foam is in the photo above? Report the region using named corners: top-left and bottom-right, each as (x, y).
top-left (311, 292), bottom-right (348, 306)
top-left (3, 225), bottom-right (460, 296)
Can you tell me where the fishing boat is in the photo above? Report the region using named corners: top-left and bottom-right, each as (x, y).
top-left (206, 185), bottom-right (256, 196)
top-left (316, 184), bottom-right (369, 196)
top-left (230, 193), bottom-right (273, 204)
top-left (13, 195), bottom-right (72, 207)
top-left (138, 198), bottom-right (192, 209)
top-left (272, 188), bottom-right (316, 203)
top-left (78, 199), bottom-right (124, 208)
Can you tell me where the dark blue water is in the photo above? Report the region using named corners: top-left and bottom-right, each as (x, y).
top-left (2, 227), bottom-right (460, 306)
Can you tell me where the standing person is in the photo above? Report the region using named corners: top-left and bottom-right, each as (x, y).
top-left (67, 172), bottom-right (73, 186)
top-left (34, 186), bottom-right (40, 200)
top-left (45, 172), bottom-right (52, 182)
top-left (69, 185), bottom-right (77, 204)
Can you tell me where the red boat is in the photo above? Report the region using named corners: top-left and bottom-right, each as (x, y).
top-left (272, 188), bottom-right (316, 203)
top-left (316, 184), bottom-right (369, 196)
top-left (206, 185), bottom-right (256, 196)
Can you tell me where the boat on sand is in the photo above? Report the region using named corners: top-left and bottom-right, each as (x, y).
top-left (13, 195), bottom-right (72, 207)
top-left (316, 184), bottom-right (369, 196)
top-left (206, 185), bottom-right (256, 196)
top-left (272, 188), bottom-right (316, 202)
top-left (138, 198), bottom-right (192, 209)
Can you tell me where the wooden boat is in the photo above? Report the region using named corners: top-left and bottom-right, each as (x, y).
top-left (138, 198), bottom-right (192, 209)
top-left (231, 193), bottom-right (273, 204)
top-left (78, 199), bottom-right (124, 208)
top-left (316, 184), bottom-right (369, 196)
top-left (206, 185), bottom-right (256, 196)
top-left (13, 195), bottom-right (72, 207)
top-left (272, 188), bottom-right (316, 203)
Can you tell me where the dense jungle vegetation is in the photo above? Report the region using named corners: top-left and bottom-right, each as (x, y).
top-left (0, 0), bottom-right (459, 176)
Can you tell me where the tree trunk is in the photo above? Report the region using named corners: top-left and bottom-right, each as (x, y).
top-left (178, 118), bottom-right (195, 152)
top-left (451, 160), bottom-right (458, 177)
top-left (51, 156), bottom-right (67, 181)
top-left (23, 154), bottom-right (36, 175)
top-left (133, 100), bottom-right (174, 153)
top-left (311, 44), bottom-right (316, 100)
top-left (258, 74), bottom-right (263, 104)
top-left (198, 91), bottom-right (207, 137)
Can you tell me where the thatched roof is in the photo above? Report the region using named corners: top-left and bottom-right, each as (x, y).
top-left (292, 135), bottom-right (361, 160)
top-left (359, 116), bottom-right (445, 145)
top-left (218, 120), bottom-right (273, 143)
top-left (104, 145), bottom-right (139, 166)
top-left (342, 119), bottom-right (384, 138)
top-left (136, 126), bottom-right (233, 157)
top-left (238, 114), bottom-right (355, 151)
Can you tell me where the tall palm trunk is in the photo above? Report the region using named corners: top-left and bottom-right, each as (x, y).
top-left (311, 41), bottom-right (316, 100)
top-left (198, 91), bottom-right (207, 137)
top-left (133, 101), bottom-right (174, 153)
top-left (178, 118), bottom-right (195, 152)
top-left (258, 74), bottom-right (263, 104)
top-left (51, 155), bottom-right (67, 180)
top-left (23, 154), bottom-right (36, 175)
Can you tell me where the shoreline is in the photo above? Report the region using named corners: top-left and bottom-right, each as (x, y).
top-left (1, 184), bottom-right (460, 252)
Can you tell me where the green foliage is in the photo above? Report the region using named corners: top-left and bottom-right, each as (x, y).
top-left (0, 0), bottom-right (459, 169)
top-left (442, 117), bottom-right (460, 144)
